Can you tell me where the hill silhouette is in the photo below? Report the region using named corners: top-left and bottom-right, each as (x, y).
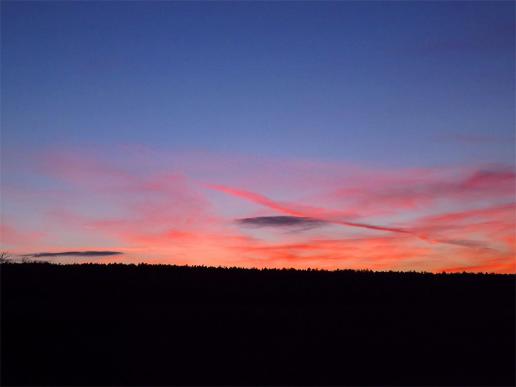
top-left (1, 262), bottom-right (514, 386)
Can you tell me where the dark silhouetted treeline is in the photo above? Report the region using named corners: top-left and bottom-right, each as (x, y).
top-left (1, 262), bottom-right (514, 386)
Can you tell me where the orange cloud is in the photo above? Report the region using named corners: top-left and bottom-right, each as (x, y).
top-left (2, 147), bottom-right (514, 273)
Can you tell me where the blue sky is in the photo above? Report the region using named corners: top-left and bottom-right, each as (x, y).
top-left (1, 1), bottom-right (515, 272)
top-left (2, 1), bottom-right (514, 166)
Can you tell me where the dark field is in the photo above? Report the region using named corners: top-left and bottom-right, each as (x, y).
top-left (1, 263), bottom-right (515, 386)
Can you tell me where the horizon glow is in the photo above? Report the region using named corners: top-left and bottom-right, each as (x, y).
top-left (1, 2), bottom-right (514, 273)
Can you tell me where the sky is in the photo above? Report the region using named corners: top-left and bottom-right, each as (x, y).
top-left (1, 1), bottom-right (515, 273)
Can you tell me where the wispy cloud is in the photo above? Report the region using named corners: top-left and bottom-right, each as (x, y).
top-left (329, 166), bottom-right (515, 216)
top-left (2, 147), bottom-right (514, 273)
top-left (211, 184), bottom-right (420, 238)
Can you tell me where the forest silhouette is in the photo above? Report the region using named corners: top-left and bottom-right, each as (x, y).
top-left (1, 262), bottom-right (514, 386)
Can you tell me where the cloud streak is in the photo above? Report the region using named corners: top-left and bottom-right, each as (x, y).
top-left (210, 178), bottom-right (514, 251)
top-left (2, 147), bottom-right (514, 273)
top-left (211, 184), bottom-right (423, 238)
top-left (28, 251), bottom-right (123, 258)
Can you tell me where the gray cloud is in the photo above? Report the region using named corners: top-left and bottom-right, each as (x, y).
top-left (438, 239), bottom-right (490, 249)
top-left (236, 216), bottom-right (328, 230)
top-left (28, 251), bottom-right (123, 258)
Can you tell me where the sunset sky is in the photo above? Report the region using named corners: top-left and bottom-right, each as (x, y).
top-left (1, 1), bottom-right (515, 272)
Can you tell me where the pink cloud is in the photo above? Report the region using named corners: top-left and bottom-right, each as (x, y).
top-left (209, 184), bottom-right (434, 241)
top-left (325, 166), bottom-right (515, 218)
top-left (0, 223), bottom-right (48, 252)
top-left (2, 146), bottom-right (514, 273)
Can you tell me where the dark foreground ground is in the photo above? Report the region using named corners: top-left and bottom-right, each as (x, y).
top-left (1, 263), bottom-right (515, 386)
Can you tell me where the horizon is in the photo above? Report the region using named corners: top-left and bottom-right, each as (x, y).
top-left (1, 1), bottom-right (515, 273)
top-left (2, 254), bottom-right (514, 276)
